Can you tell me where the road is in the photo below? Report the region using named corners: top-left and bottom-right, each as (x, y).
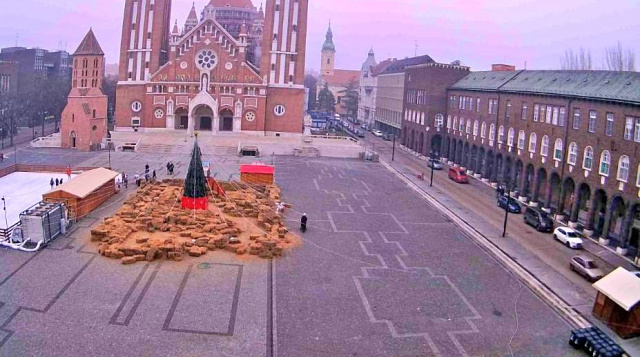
top-left (360, 131), bottom-right (621, 297)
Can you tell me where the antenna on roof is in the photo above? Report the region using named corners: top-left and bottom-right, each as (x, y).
top-left (524, 61), bottom-right (527, 70)
top-left (15, 33), bottom-right (19, 47)
top-left (414, 40), bottom-right (418, 57)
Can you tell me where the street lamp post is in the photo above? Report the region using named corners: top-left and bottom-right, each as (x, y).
top-left (1, 197), bottom-right (8, 230)
top-left (392, 134), bottom-right (396, 161)
top-left (429, 150), bottom-right (436, 188)
top-left (502, 182), bottom-right (511, 238)
top-left (108, 142), bottom-right (112, 169)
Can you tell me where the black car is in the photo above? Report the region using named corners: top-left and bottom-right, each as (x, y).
top-left (383, 133), bottom-right (393, 141)
top-left (497, 195), bottom-right (521, 213)
top-left (524, 207), bottom-right (554, 232)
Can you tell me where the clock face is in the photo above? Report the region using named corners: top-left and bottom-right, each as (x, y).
top-left (225, 62), bottom-right (233, 70)
top-left (154, 109), bottom-right (164, 119)
top-left (196, 50), bottom-right (217, 70)
top-left (131, 101), bottom-right (142, 113)
top-left (245, 111), bottom-right (256, 122)
top-left (180, 62), bottom-right (188, 70)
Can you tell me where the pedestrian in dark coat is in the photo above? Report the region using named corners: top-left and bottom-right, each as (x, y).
top-left (152, 170), bottom-right (157, 180)
top-left (50, 178), bottom-right (54, 189)
top-left (300, 213), bottom-right (308, 233)
top-left (55, 178), bottom-right (59, 186)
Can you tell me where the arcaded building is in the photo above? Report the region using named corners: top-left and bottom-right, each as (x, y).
top-left (114, 0), bottom-right (308, 135)
top-left (437, 70), bottom-right (640, 260)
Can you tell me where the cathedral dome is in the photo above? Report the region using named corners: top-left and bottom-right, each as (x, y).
top-left (208, 0), bottom-right (255, 9)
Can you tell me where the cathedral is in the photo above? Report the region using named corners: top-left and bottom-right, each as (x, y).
top-left (114, 0), bottom-right (309, 135)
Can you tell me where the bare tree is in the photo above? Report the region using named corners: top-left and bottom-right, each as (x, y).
top-left (604, 42), bottom-right (636, 71)
top-left (561, 47), bottom-right (593, 70)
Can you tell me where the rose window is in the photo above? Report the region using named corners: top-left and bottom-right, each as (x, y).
top-left (196, 50), bottom-right (217, 70)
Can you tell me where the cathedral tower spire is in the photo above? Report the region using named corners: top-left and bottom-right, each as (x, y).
top-left (321, 22), bottom-right (335, 76)
top-left (184, 2), bottom-right (199, 33)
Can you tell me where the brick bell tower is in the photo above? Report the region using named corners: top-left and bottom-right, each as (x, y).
top-left (260, 0), bottom-right (309, 134)
top-left (60, 29), bottom-right (108, 151)
top-left (115, 0), bottom-right (172, 129)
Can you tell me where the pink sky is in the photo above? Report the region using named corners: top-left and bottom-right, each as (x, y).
top-left (0, 0), bottom-right (638, 72)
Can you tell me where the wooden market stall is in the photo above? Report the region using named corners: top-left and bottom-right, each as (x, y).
top-left (240, 164), bottom-right (275, 185)
top-left (43, 168), bottom-right (119, 221)
top-left (592, 267), bottom-right (640, 339)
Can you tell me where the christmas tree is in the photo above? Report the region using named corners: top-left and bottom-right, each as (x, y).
top-left (182, 139), bottom-right (209, 210)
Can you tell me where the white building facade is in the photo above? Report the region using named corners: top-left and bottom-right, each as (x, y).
top-left (358, 49), bottom-right (378, 126)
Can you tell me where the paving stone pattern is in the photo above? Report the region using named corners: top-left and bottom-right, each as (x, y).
top-left (274, 157), bottom-right (576, 357)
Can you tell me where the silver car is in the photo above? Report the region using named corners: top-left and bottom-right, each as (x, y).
top-left (570, 255), bottom-right (604, 282)
top-left (427, 159), bottom-right (443, 170)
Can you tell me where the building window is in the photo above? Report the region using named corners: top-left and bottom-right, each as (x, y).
top-left (599, 150), bottom-right (611, 176)
top-left (447, 115), bottom-right (452, 128)
top-left (459, 118), bottom-right (465, 132)
top-left (469, 97), bottom-right (474, 111)
top-left (421, 112), bottom-right (425, 126)
top-left (573, 109), bottom-right (581, 129)
top-left (488, 99), bottom-right (498, 115)
top-left (518, 130), bottom-right (525, 149)
top-left (476, 98), bottom-right (480, 112)
top-left (637, 165), bottom-right (640, 188)
top-left (559, 107), bottom-right (566, 127)
top-left (635, 118), bottom-right (640, 143)
top-left (605, 113), bottom-right (614, 136)
top-left (466, 120), bottom-right (471, 134)
top-left (568, 142), bottom-right (578, 165)
top-left (453, 117), bottom-right (458, 131)
top-left (618, 155), bottom-right (630, 182)
top-left (481, 122), bottom-right (487, 138)
top-left (583, 147), bottom-right (594, 170)
top-left (459, 97), bottom-right (464, 109)
top-left (473, 120), bottom-right (479, 136)
top-left (541, 135), bottom-right (549, 157)
top-left (529, 133), bottom-right (537, 153)
top-left (498, 126), bottom-right (505, 143)
top-left (435, 114), bottom-right (444, 128)
top-left (624, 117), bottom-right (633, 140)
top-left (534, 104), bottom-right (540, 122)
top-left (521, 103), bottom-right (528, 120)
top-left (92, 109), bottom-right (96, 118)
top-left (274, 105), bottom-right (286, 116)
top-left (507, 128), bottom-right (515, 146)
top-left (588, 110), bottom-right (597, 133)
top-left (449, 96), bottom-right (456, 109)
top-left (546, 105), bottom-right (553, 124)
top-left (553, 138), bottom-right (563, 161)
top-left (540, 105), bottom-right (546, 123)
top-left (489, 124), bottom-right (495, 141)
top-left (505, 100), bottom-right (512, 121)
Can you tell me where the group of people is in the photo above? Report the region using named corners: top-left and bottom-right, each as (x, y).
top-left (166, 162), bottom-right (175, 175)
top-left (49, 177), bottom-right (65, 189)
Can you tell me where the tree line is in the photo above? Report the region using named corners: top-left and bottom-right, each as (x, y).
top-left (561, 42), bottom-right (636, 71)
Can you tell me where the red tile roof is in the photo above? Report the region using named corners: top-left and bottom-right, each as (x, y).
top-left (74, 29), bottom-right (104, 56)
top-left (322, 69), bottom-right (360, 86)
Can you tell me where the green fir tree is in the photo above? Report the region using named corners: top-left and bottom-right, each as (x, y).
top-left (183, 140), bottom-right (208, 198)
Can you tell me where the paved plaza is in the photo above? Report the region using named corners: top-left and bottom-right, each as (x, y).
top-left (0, 147), bottom-right (578, 356)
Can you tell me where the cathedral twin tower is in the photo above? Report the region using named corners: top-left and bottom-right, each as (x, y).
top-left (114, 0), bottom-right (309, 135)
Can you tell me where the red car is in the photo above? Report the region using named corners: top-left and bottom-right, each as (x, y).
top-left (448, 167), bottom-right (469, 184)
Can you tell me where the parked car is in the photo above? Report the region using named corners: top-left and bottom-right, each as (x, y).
top-left (570, 255), bottom-right (604, 281)
top-left (448, 167), bottom-right (469, 183)
top-left (497, 195), bottom-right (521, 213)
top-left (427, 159), bottom-right (443, 170)
top-left (356, 129), bottom-right (366, 138)
top-left (383, 133), bottom-right (394, 141)
top-left (553, 227), bottom-right (584, 249)
top-left (372, 129), bottom-right (383, 137)
top-left (361, 124), bottom-right (369, 131)
top-left (523, 207), bottom-right (554, 232)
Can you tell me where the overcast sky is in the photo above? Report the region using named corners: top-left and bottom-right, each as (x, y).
top-left (0, 0), bottom-right (638, 72)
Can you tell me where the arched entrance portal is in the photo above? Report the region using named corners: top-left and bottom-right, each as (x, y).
top-left (70, 131), bottom-right (77, 149)
top-left (431, 134), bottom-right (443, 156)
top-left (219, 109), bottom-right (234, 132)
top-left (193, 105), bottom-right (214, 131)
top-left (175, 107), bottom-right (189, 130)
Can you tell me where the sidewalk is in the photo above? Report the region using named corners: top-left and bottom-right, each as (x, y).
top-left (373, 143), bottom-right (640, 356)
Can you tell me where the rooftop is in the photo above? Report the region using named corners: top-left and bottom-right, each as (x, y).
top-left (73, 29), bottom-right (104, 56)
top-left (45, 168), bottom-right (119, 199)
top-left (451, 70), bottom-right (640, 105)
top-left (377, 55), bottom-right (435, 75)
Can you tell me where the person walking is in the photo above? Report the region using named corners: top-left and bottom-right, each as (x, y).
top-left (135, 172), bottom-right (140, 187)
top-left (60, 178), bottom-right (63, 185)
top-left (123, 174), bottom-right (128, 189)
top-left (300, 213), bottom-right (308, 233)
top-left (145, 164), bottom-right (150, 175)
top-left (66, 166), bottom-right (72, 180)
top-left (55, 178), bottom-right (59, 187)
top-left (152, 170), bottom-right (157, 181)
top-left (50, 178), bottom-right (54, 189)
